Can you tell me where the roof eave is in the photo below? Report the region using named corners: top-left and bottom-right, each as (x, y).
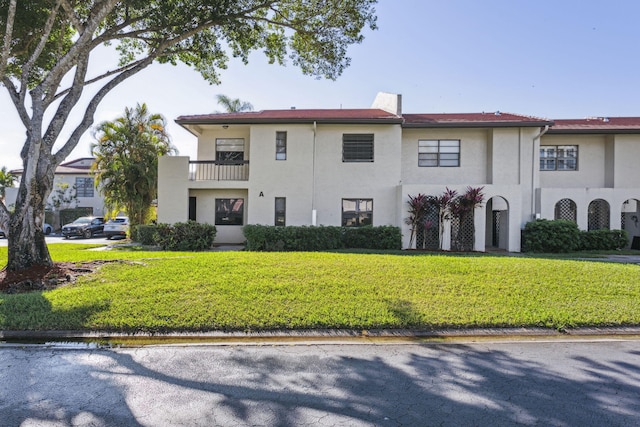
top-left (402, 121), bottom-right (553, 129)
top-left (176, 117), bottom-right (403, 126)
top-left (546, 128), bottom-right (640, 135)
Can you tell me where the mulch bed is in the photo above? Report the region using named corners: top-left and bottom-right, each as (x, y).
top-left (0, 261), bottom-right (115, 294)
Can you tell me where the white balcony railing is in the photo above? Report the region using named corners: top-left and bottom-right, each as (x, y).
top-left (188, 160), bottom-right (249, 181)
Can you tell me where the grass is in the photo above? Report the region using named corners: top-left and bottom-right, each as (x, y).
top-left (1, 244), bottom-right (639, 332)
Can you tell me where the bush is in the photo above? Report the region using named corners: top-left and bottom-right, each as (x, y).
top-left (156, 221), bottom-right (217, 251)
top-left (131, 221), bottom-right (217, 251)
top-left (243, 225), bottom-right (343, 251)
top-left (131, 224), bottom-right (160, 245)
top-left (522, 219), bottom-right (580, 253)
top-left (578, 229), bottom-right (628, 251)
top-left (342, 226), bottom-right (402, 250)
top-left (243, 225), bottom-right (402, 251)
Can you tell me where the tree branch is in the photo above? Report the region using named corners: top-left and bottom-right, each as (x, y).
top-left (59, 0), bottom-right (84, 33)
top-left (43, 52), bottom-right (90, 149)
top-left (0, 0), bottom-right (17, 78)
top-left (53, 55), bottom-right (156, 165)
top-left (20, 2), bottom-right (63, 101)
top-left (38, 0), bottom-right (119, 103)
top-left (1, 77), bottom-right (31, 128)
top-left (50, 57), bottom-right (149, 103)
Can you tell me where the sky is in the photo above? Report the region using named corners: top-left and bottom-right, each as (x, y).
top-left (2, 0), bottom-right (640, 170)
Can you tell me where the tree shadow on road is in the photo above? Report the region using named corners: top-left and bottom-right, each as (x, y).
top-left (5, 340), bottom-right (640, 426)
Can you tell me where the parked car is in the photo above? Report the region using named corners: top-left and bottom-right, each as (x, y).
top-left (61, 216), bottom-right (105, 239)
top-left (1, 223), bottom-right (52, 237)
top-left (103, 216), bottom-right (129, 239)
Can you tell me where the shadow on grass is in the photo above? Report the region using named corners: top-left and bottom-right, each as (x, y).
top-left (0, 292), bottom-right (110, 330)
top-left (2, 341), bottom-right (640, 425)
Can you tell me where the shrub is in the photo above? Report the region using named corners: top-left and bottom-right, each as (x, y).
top-left (243, 225), bottom-right (401, 251)
top-left (522, 219), bottom-right (580, 253)
top-left (342, 226), bottom-right (402, 250)
top-left (131, 224), bottom-right (160, 245)
top-left (578, 229), bottom-right (628, 251)
top-left (132, 221), bottom-right (217, 251)
top-left (155, 221), bottom-right (217, 251)
top-left (243, 225), bottom-right (343, 251)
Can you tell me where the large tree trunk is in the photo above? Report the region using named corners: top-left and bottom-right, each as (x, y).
top-left (5, 147), bottom-right (55, 272)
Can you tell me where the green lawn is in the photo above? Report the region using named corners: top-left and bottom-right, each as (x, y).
top-left (1, 244), bottom-right (639, 332)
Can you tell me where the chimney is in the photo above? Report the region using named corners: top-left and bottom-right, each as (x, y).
top-left (371, 92), bottom-right (402, 116)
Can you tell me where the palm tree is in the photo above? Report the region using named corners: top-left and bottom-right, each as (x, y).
top-left (91, 103), bottom-right (176, 227)
top-left (216, 94), bottom-right (254, 113)
top-left (0, 166), bottom-right (17, 202)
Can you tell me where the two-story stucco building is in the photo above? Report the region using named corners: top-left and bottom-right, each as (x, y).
top-left (158, 93), bottom-right (640, 251)
top-left (9, 158), bottom-right (107, 230)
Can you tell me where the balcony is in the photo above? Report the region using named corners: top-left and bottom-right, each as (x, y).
top-left (188, 160), bottom-right (249, 181)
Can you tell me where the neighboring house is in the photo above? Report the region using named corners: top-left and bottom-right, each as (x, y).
top-left (158, 93), bottom-right (640, 251)
top-left (11, 158), bottom-right (106, 229)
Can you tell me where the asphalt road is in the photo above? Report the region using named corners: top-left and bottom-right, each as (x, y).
top-left (0, 234), bottom-right (120, 246)
top-left (1, 338), bottom-right (640, 426)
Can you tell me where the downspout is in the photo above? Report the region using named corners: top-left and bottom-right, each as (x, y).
top-left (531, 125), bottom-right (550, 220)
top-left (312, 121), bottom-right (317, 225)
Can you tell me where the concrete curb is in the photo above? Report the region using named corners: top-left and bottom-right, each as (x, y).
top-left (3, 326), bottom-right (640, 345)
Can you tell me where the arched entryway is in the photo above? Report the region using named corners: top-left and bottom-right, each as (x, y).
top-left (554, 198), bottom-right (577, 222)
top-left (622, 198), bottom-right (640, 249)
top-left (588, 199), bottom-right (610, 230)
top-left (485, 196), bottom-right (509, 250)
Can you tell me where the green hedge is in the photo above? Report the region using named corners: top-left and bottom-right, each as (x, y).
top-left (132, 221), bottom-right (217, 251)
top-left (243, 225), bottom-right (402, 251)
top-left (130, 224), bottom-right (160, 245)
top-left (522, 219), bottom-right (628, 252)
top-left (522, 219), bottom-right (581, 253)
top-left (579, 229), bottom-right (628, 251)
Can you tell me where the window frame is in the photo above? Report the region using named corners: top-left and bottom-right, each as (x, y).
top-left (275, 131), bottom-right (287, 161)
top-left (215, 198), bottom-right (244, 226)
top-left (216, 138), bottom-right (245, 164)
top-left (341, 198), bottom-right (373, 227)
top-left (418, 139), bottom-right (460, 167)
top-left (540, 145), bottom-right (578, 171)
top-left (274, 197), bottom-right (286, 226)
top-left (75, 177), bottom-right (94, 198)
top-left (342, 134), bottom-right (374, 163)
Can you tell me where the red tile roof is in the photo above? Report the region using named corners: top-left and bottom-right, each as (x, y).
top-left (403, 112), bottom-right (553, 128)
top-left (176, 109), bottom-right (403, 125)
top-left (11, 158), bottom-right (95, 175)
top-left (547, 117), bottom-right (640, 134)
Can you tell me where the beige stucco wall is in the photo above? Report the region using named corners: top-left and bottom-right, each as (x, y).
top-left (246, 124), bottom-right (315, 226)
top-left (197, 127), bottom-right (251, 161)
top-left (612, 135), bottom-right (640, 187)
top-left (157, 156), bottom-right (190, 224)
top-left (401, 128), bottom-right (488, 185)
top-left (539, 135), bottom-right (607, 188)
top-left (312, 124), bottom-right (401, 227)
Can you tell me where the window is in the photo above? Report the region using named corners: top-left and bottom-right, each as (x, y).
top-left (276, 132), bottom-right (287, 160)
top-left (342, 198), bottom-right (373, 227)
top-left (215, 198), bottom-right (244, 225)
top-left (216, 138), bottom-right (245, 164)
top-left (75, 177), bottom-right (94, 197)
top-left (540, 145), bottom-right (577, 171)
top-left (418, 140), bottom-right (460, 167)
top-left (275, 197), bottom-right (286, 226)
top-left (554, 198), bottom-right (577, 222)
top-left (343, 134), bottom-right (374, 162)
